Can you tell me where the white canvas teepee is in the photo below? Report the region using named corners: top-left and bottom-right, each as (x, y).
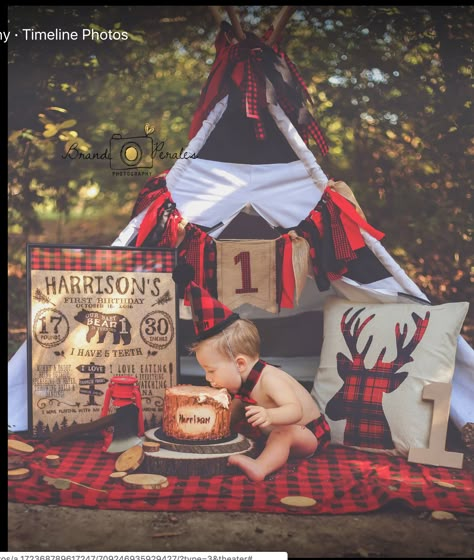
top-left (97, 12), bottom-right (474, 437)
top-left (8, 8), bottom-right (473, 442)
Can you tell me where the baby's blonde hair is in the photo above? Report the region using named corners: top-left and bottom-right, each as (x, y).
top-left (190, 318), bottom-right (260, 360)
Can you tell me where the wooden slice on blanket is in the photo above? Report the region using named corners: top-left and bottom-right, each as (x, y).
top-left (114, 445), bottom-right (144, 473)
top-left (8, 440), bottom-right (35, 455)
top-left (8, 455), bottom-right (26, 470)
top-left (280, 496), bottom-right (317, 508)
top-left (45, 454), bottom-right (61, 467)
top-left (122, 473), bottom-right (169, 490)
top-left (109, 471), bottom-right (128, 480)
top-left (142, 441), bottom-right (161, 453)
top-left (432, 479), bottom-right (456, 489)
top-left (8, 467), bottom-right (31, 481)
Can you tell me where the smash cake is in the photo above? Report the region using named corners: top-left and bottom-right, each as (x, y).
top-left (161, 385), bottom-right (232, 441)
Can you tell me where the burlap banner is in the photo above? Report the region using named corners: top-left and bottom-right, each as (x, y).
top-left (216, 239), bottom-right (278, 313)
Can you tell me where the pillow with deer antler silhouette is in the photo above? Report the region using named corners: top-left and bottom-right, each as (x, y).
top-left (311, 297), bottom-right (469, 456)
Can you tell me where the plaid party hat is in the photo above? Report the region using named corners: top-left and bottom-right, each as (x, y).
top-left (173, 264), bottom-right (240, 341)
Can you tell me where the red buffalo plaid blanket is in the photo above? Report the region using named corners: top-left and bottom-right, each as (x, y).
top-left (8, 436), bottom-right (474, 515)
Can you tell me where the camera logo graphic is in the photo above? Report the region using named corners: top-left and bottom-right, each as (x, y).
top-left (110, 133), bottom-right (153, 170)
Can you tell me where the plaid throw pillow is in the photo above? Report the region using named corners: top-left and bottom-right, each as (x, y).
top-left (311, 297), bottom-right (469, 456)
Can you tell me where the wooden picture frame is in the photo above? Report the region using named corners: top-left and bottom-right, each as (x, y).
top-left (27, 244), bottom-right (179, 437)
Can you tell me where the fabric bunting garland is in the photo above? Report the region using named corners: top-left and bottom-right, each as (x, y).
top-left (131, 175), bottom-right (385, 314)
top-left (189, 22), bottom-right (329, 157)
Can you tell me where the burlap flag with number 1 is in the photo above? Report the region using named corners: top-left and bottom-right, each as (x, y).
top-left (216, 239), bottom-right (278, 314)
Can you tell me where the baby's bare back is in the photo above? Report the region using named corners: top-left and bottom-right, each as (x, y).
top-left (252, 363), bottom-right (321, 427)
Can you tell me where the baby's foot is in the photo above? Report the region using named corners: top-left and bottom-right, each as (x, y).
top-left (228, 454), bottom-right (266, 482)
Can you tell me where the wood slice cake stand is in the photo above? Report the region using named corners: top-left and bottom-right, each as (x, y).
top-left (144, 427), bottom-right (256, 477)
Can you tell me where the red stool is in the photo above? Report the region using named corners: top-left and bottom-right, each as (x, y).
top-left (101, 376), bottom-right (144, 452)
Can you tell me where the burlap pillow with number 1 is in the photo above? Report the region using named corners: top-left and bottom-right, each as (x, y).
top-left (311, 297), bottom-right (469, 456)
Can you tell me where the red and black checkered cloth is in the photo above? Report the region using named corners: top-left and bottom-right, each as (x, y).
top-left (178, 223), bottom-right (217, 298)
top-left (29, 245), bottom-right (176, 274)
top-left (187, 280), bottom-right (239, 341)
top-left (8, 436), bottom-right (474, 515)
top-left (188, 26), bottom-right (329, 157)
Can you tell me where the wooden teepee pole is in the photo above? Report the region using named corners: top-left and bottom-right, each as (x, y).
top-left (209, 6), bottom-right (222, 27)
top-left (225, 6), bottom-right (246, 41)
top-left (266, 6), bottom-right (296, 46)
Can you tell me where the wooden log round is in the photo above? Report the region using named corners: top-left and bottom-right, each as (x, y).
top-left (8, 467), bottom-right (32, 481)
top-left (280, 495), bottom-right (317, 508)
top-left (144, 431), bottom-right (257, 477)
top-left (45, 454), bottom-right (61, 467)
top-left (115, 445), bottom-right (145, 473)
top-left (122, 473), bottom-right (169, 490)
top-left (146, 428), bottom-right (250, 454)
top-left (142, 441), bottom-right (161, 453)
top-left (8, 440), bottom-right (35, 455)
top-left (109, 471), bottom-right (128, 481)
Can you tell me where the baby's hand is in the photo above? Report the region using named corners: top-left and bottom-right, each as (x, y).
top-left (245, 405), bottom-right (271, 428)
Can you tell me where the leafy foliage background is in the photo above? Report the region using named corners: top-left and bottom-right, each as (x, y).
top-left (8, 6), bottom-right (473, 357)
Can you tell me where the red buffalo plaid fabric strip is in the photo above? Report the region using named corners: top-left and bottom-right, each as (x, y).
top-left (8, 437), bottom-right (474, 515)
top-left (29, 246), bottom-right (176, 274)
top-left (189, 26), bottom-right (329, 157)
top-left (131, 171), bottom-right (169, 218)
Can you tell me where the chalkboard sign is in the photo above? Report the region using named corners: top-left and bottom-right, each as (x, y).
top-left (27, 244), bottom-right (178, 437)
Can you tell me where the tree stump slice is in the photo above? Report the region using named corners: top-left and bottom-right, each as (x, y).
top-left (122, 473), bottom-right (169, 489)
top-left (8, 440), bottom-right (35, 455)
top-left (147, 427), bottom-right (251, 454)
top-left (280, 495), bottom-right (317, 508)
top-left (142, 441), bottom-right (161, 453)
top-left (115, 445), bottom-right (145, 473)
top-left (109, 471), bottom-right (128, 481)
top-left (144, 428), bottom-right (256, 477)
top-left (8, 467), bottom-right (32, 481)
top-left (45, 454), bottom-right (61, 467)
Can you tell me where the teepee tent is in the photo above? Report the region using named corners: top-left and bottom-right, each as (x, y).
top-left (8, 7), bottom-right (472, 451)
top-left (116, 7), bottom-right (473, 437)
